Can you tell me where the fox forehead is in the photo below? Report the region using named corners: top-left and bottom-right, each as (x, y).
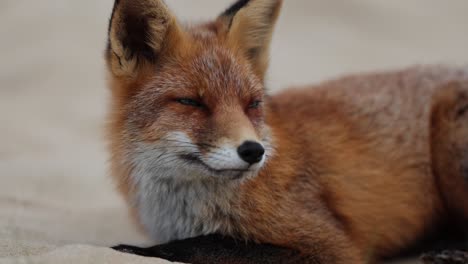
top-left (146, 44), bottom-right (263, 100)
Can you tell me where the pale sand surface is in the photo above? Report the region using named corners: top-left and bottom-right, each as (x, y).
top-left (1, 0), bottom-right (467, 263)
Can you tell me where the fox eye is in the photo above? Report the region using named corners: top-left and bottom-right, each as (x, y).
top-left (248, 100), bottom-right (262, 109)
top-left (176, 98), bottom-right (204, 108)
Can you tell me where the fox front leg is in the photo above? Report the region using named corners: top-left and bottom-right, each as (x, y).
top-left (113, 234), bottom-right (318, 264)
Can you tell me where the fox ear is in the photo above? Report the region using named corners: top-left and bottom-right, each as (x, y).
top-left (218, 0), bottom-right (283, 79)
top-left (106, 0), bottom-right (184, 78)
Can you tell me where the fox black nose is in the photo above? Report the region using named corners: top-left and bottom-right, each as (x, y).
top-left (237, 141), bottom-right (265, 165)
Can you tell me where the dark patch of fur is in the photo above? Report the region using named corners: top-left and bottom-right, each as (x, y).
top-left (385, 223), bottom-right (468, 262)
top-left (421, 250), bottom-right (468, 264)
top-left (120, 9), bottom-right (157, 63)
top-left (220, 0), bottom-right (251, 29)
top-left (222, 0), bottom-right (251, 18)
top-left (105, 0), bottom-right (121, 61)
top-left (108, 0), bottom-right (121, 36)
top-left (247, 47), bottom-right (261, 61)
top-left (113, 234), bottom-right (316, 264)
top-left (456, 104), bottom-right (468, 119)
top-left (106, 0), bottom-right (158, 64)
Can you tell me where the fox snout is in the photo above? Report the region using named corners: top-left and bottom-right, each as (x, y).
top-left (141, 129), bottom-right (270, 181)
top-left (197, 138), bottom-right (267, 176)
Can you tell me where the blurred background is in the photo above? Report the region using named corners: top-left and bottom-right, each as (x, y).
top-left (1, 0), bottom-right (468, 262)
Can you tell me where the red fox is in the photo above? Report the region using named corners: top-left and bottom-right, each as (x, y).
top-left (105, 0), bottom-right (468, 263)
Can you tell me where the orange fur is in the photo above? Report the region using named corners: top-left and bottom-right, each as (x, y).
top-left (105, 0), bottom-right (468, 263)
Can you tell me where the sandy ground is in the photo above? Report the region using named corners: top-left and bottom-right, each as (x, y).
top-left (1, 0), bottom-right (467, 263)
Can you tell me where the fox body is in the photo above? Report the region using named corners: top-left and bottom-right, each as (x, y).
top-left (106, 0), bottom-right (468, 263)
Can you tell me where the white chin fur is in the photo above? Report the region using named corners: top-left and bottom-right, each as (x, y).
top-left (128, 131), bottom-right (273, 242)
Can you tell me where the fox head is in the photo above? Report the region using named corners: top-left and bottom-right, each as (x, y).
top-left (106, 0), bottom-right (282, 183)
